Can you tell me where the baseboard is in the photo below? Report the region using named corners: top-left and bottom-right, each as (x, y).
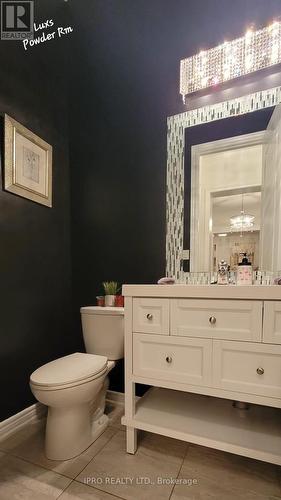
top-left (0, 390), bottom-right (125, 442)
top-left (0, 402), bottom-right (47, 442)
top-left (106, 390), bottom-right (139, 405)
top-left (106, 390), bottom-right (125, 405)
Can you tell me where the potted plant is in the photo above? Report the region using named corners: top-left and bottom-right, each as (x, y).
top-left (103, 281), bottom-right (118, 307)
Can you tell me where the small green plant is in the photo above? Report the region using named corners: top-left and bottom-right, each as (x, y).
top-left (102, 281), bottom-right (118, 295)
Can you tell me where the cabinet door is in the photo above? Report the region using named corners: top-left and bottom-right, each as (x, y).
top-left (133, 298), bottom-right (169, 335)
top-left (263, 302), bottom-right (281, 344)
top-left (133, 333), bottom-right (212, 386)
top-left (213, 340), bottom-right (281, 398)
top-left (171, 299), bottom-right (262, 341)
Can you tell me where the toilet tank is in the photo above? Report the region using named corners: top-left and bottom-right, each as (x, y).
top-left (80, 306), bottom-right (124, 360)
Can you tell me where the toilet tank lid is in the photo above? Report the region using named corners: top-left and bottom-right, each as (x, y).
top-left (80, 306), bottom-right (124, 316)
top-left (30, 353), bottom-right (108, 387)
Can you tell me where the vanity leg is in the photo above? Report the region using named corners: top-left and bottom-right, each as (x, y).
top-left (125, 380), bottom-right (137, 453)
top-left (126, 426), bottom-right (137, 454)
top-left (124, 297), bottom-right (138, 454)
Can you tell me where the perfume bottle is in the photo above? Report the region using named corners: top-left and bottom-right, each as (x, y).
top-left (236, 253), bottom-right (252, 286)
top-left (218, 259), bottom-right (228, 285)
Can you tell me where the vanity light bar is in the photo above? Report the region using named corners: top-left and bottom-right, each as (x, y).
top-left (180, 21), bottom-right (281, 101)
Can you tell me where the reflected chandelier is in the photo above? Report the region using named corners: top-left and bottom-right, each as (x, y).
top-left (230, 194), bottom-right (255, 232)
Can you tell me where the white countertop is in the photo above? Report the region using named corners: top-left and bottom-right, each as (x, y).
top-left (122, 284), bottom-right (281, 300)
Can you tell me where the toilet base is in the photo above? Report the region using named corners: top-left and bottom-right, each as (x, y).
top-left (45, 407), bottom-right (109, 461)
top-left (44, 373), bottom-right (114, 461)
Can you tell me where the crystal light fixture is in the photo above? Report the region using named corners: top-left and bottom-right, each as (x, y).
top-left (230, 213), bottom-right (255, 231)
top-left (180, 21), bottom-right (281, 102)
top-left (230, 194), bottom-right (255, 232)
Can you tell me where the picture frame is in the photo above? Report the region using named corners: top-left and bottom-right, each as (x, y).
top-left (4, 114), bottom-right (52, 207)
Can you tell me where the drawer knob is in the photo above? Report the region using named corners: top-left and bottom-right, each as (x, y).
top-left (209, 316), bottom-right (216, 325)
top-left (146, 313), bottom-right (153, 320)
top-left (256, 367), bottom-right (264, 375)
top-left (166, 356), bottom-right (172, 364)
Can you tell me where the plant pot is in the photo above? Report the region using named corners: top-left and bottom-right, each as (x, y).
top-left (104, 295), bottom-right (116, 307)
top-left (96, 296), bottom-right (105, 307)
top-left (115, 295), bottom-right (124, 307)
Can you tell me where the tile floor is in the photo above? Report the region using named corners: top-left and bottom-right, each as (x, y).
top-left (0, 402), bottom-right (281, 500)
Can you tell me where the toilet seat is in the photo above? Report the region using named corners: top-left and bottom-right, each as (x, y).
top-left (30, 352), bottom-right (108, 390)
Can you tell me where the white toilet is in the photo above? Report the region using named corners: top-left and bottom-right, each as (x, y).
top-left (30, 306), bottom-right (124, 460)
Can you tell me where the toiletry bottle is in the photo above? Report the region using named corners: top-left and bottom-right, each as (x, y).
top-left (218, 260), bottom-right (228, 285)
top-left (236, 253), bottom-right (252, 286)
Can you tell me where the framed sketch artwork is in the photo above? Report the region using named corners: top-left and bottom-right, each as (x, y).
top-left (4, 114), bottom-right (52, 207)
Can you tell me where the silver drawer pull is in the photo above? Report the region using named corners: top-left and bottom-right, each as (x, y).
top-left (146, 313), bottom-right (153, 320)
top-left (256, 367), bottom-right (264, 375)
top-left (209, 316), bottom-right (216, 325)
top-left (166, 356), bottom-right (172, 364)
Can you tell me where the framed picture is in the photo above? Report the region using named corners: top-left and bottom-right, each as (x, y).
top-left (4, 114), bottom-right (52, 207)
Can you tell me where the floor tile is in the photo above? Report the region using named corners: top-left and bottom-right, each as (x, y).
top-left (105, 403), bottom-right (125, 431)
top-left (171, 444), bottom-right (281, 500)
top-left (0, 421), bottom-right (118, 479)
top-left (137, 431), bottom-right (187, 465)
top-left (0, 452), bottom-right (71, 499)
top-left (60, 480), bottom-right (124, 499)
top-left (76, 430), bottom-right (184, 500)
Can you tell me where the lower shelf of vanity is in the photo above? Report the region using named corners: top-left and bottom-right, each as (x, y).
top-left (122, 387), bottom-right (281, 465)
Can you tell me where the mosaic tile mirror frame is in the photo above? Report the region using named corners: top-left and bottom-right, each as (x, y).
top-left (166, 86), bottom-right (281, 279)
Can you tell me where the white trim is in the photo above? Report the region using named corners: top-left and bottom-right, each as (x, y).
top-left (106, 390), bottom-right (125, 405)
top-left (192, 130), bottom-right (268, 157)
top-left (0, 390), bottom-right (126, 442)
top-left (0, 403), bottom-right (46, 442)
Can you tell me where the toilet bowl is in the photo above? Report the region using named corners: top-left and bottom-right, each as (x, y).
top-left (30, 353), bottom-right (114, 460)
top-left (30, 307), bottom-right (124, 460)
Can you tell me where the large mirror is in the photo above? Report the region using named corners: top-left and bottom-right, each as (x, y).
top-left (166, 87), bottom-right (281, 278)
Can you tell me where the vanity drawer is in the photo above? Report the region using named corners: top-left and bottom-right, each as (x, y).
top-left (171, 299), bottom-right (262, 341)
top-left (133, 333), bottom-right (212, 386)
top-left (133, 298), bottom-right (169, 335)
top-left (263, 302), bottom-right (281, 344)
top-left (213, 340), bottom-right (281, 398)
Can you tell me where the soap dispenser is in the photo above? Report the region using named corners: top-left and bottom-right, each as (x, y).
top-left (236, 253), bottom-right (252, 286)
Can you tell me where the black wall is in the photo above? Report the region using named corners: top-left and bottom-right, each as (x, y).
top-left (0, 1), bottom-right (82, 420)
top-left (70, 0), bottom-right (281, 302)
top-left (69, 0), bottom-right (281, 392)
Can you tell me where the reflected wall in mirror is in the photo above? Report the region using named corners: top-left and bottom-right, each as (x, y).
top-left (190, 129), bottom-right (263, 272)
top-left (212, 191), bottom-right (261, 271)
top-left (166, 86), bottom-right (281, 278)
top-left (190, 106), bottom-right (281, 273)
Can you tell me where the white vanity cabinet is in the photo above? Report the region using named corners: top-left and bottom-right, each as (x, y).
top-left (121, 285), bottom-right (281, 465)
top-left (213, 340), bottom-right (281, 398)
top-left (133, 334), bottom-right (212, 386)
top-left (263, 301), bottom-right (281, 344)
top-left (171, 299), bottom-right (262, 341)
top-left (132, 298), bottom-right (169, 335)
